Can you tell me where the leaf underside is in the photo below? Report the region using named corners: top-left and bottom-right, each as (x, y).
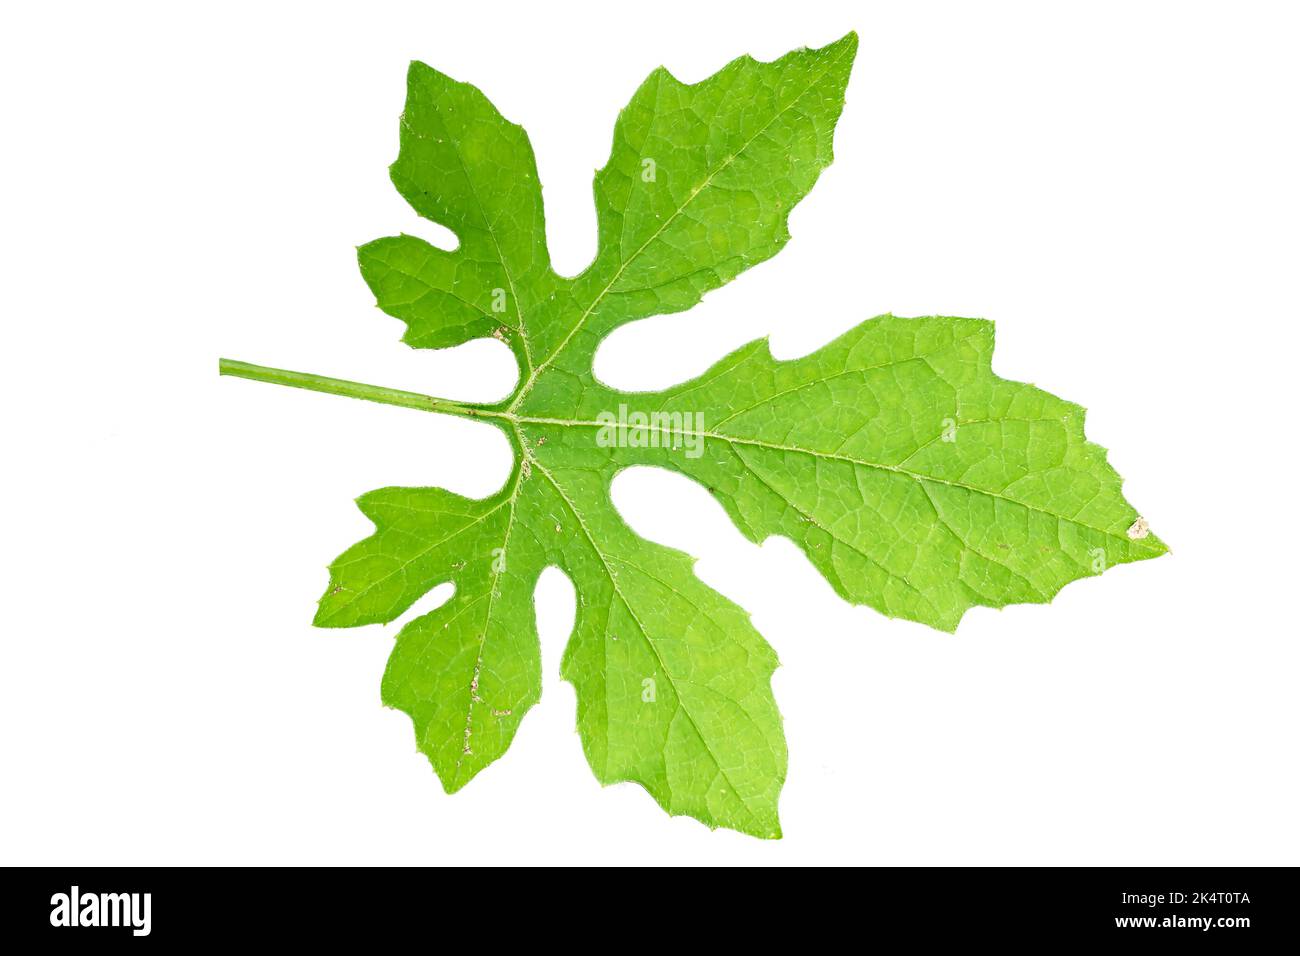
top-left (310, 32), bottom-right (1165, 838)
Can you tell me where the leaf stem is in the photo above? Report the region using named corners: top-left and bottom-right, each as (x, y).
top-left (218, 358), bottom-right (485, 419)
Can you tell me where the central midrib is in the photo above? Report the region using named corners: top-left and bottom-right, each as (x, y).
top-left (508, 414), bottom-right (1134, 541)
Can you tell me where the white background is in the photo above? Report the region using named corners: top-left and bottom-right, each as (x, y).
top-left (2, 1), bottom-right (1297, 866)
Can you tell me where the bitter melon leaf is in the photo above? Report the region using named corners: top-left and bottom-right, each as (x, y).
top-left (313, 32), bottom-right (1165, 837)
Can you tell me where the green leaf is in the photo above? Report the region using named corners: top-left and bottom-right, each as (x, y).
top-left (316, 485), bottom-right (538, 790)
top-left (524, 314), bottom-right (1166, 633)
top-left (358, 60), bottom-right (554, 359)
top-left (221, 31), bottom-right (1166, 838)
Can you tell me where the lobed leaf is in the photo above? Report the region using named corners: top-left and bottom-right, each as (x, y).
top-left (285, 32), bottom-right (1166, 837)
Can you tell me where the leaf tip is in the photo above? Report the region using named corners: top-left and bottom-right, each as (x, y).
top-left (438, 769), bottom-right (472, 796)
top-left (311, 589), bottom-right (349, 629)
top-left (405, 58), bottom-right (439, 85)
top-left (829, 30), bottom-right (860, 55)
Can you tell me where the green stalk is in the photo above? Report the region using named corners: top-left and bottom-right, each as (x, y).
top-left (218, 358), bottom-right (487, 419)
